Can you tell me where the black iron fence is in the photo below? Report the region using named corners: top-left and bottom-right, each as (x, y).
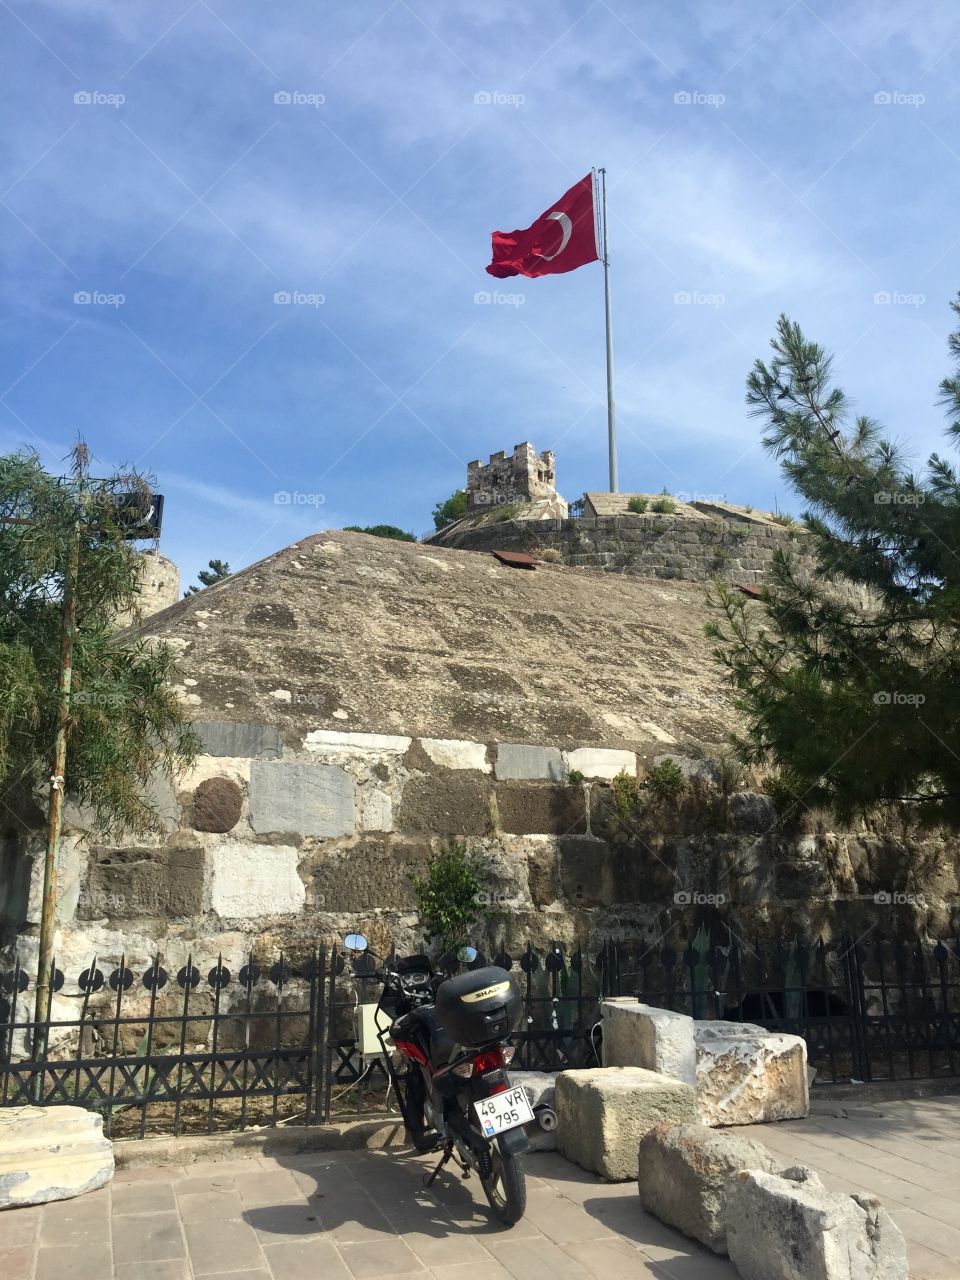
top-left (3, 931), bottom-right (959, 1136)
top-left (0, 941), bottom-right (603, 1137)
top-left (601, 932), bottom-right (960, 1085)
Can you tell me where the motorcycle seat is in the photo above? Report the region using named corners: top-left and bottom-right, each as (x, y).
top-left (395, 1005), bottom-right (456, 1068)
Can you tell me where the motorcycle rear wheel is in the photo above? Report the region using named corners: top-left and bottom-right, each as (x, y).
top-left (479, 1141), bottom-right (526, 1226)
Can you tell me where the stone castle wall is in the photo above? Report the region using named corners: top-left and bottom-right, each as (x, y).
top-left (431, 511), bottom-right (811, 585)
top-left (8, 726), bottom-right (956, 991)
top-left (466, 443), bottom-right (562, 514)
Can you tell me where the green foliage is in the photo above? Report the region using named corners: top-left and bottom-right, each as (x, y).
top-left (0, 448), bottom-right (199, 835)
top-left (409, 842), bottom-right (490, 955)
top-left (644, 758), bottom-right (686, 804)
top-left (611, 770), bottom-right (642, 820)
top-left (184, 558), bottom-right (230, 596)
top-left (770, 512), bottom-right (797, 526)
top-left (627, 496), bottom-right (648, 514)
top-left (707, 302), bottom-right (960, 826)
top-left (432, 489), bottom-right (468, 531)
top-left (651, 496), bottom-right (676, 514)
top-left (494, 503), bottom-right (519, 522)
top-left (343, 524), bottom-right (416, 541)
top-left (567, 768), bottom-right (585, 786)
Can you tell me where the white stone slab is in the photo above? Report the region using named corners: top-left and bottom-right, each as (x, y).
top-left (208, 842), bottom-right (305, 919)
top-left (419, 738), bottom-right (490, 772)
top-left (564, 748), bottom-right (637, 779)
top-left (495, 743), bottom-right (564, 781)
top-left (602, 999), bottom-right (697, 1086)
top-left (303, 730), bottom-right (411, 754)
top-left (0, 1105), bottom-right (114, 1208)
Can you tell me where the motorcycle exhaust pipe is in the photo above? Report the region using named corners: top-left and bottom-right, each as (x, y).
top-left (534, 1104), bottom-right (558, 1132)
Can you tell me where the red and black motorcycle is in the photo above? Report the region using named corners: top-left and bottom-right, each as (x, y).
top-left (344, 934), bottom-right (537, 1226)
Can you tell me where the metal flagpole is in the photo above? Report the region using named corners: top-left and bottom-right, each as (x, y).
top-left (597, 167), bottom-right (617, 492)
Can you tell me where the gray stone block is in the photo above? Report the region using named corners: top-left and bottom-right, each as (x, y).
top-left (725, 1166), bottom-right (908, 1280)
top-left (195, 720), bottom-right (282, 759)
top-left (249, 760), bottom-right (355, 836)
top-left (638, 1122), bottom-right (780, 1254)
top-left (556, 1066), bottom-right (696, 1181)
top-left (495, 743), bottom-right (564, 781)
top-left (601, 999), bottom-right (697, 1085)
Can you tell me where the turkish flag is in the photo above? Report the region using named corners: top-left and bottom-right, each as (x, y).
top-left (486, 174), bottom-right (599, 278)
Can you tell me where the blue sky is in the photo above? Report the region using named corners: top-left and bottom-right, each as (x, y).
top-left (2, 1), bottom-right (959, 589)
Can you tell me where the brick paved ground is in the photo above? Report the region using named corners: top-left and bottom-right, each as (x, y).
top-left (2, 1146), bottom-right (735, 1280)
top-left (741, 1094), bottom-right (960, 1280)
top-left (2, 1095), bottom-right (958, 1279)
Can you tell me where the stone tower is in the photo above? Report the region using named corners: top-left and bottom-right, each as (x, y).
top-left (115, 549), bottom-right (181, 628)
top-left (466, 442), bottom-right (564, 514)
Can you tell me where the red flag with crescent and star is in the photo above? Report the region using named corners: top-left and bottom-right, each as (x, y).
top-left (486, 173), bottom-right (600, 278)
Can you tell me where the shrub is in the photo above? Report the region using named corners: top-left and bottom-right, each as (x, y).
top-left (650, 496), bottom-right (676, 514)
top-left (611, 770), bottom-right (642, 820)
top-left (627, 496), bottom-right (648, 514)
top-left (644, 758), bottom-right (686, 805)
top-left (410, 842), bottom-right (490, 955)
top-left (567, 768), bottom-right (585, 786)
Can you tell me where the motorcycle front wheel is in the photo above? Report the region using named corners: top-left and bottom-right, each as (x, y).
top-left (479, 1139), bottom-right (526, 1226)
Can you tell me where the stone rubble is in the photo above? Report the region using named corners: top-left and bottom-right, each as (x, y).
top-left (725, 1165), bottom-right (908, 1280)
top-left (0, 1105), bottom-right (114, 1209)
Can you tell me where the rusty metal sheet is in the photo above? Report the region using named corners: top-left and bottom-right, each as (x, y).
top-left (490, 550), bottom-right (538, 570)
top-left (736, 583), bottom-right (764, 598)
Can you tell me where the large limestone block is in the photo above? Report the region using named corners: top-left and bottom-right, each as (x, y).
top-left (555, 1066), bottom-right (696, 1181)
top-left (511, 1071), bottom-right (557, 1152)
top-left (695, 1020), bottom-right (809, 1126)
top-left (0, 1105), bottom-right (114, 1208)
top-left (495, 743), bottom-right (564, 781)
top-left (638, 1122), bottom-right (780, 1254)
top-left (602, 999), bottom-right (697, 1085)
top-left (249, 760), bottom-right (355, 837)
top-left (726, 1166), bottom-right (908, 1280)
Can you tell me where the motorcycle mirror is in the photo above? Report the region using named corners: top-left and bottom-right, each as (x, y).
top-left (457, 945), bottom-right (479, 964)
top-left (343, 933), bottom-right (369, 954)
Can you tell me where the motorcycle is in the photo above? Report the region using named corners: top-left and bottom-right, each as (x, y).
top-left (343, 933), bottom-right (538, 1226)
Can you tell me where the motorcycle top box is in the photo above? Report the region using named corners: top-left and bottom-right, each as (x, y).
top-left (434, 966), bottom-right (522, 1046)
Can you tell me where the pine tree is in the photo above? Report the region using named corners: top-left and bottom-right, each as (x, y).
top-left (707, 301), bottom-right (960, 827)
top-left (185, 558), bottom-right (231, 596)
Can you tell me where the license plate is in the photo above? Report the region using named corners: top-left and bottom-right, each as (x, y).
top-left (473, 1086), bottom-right (535, 1138)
